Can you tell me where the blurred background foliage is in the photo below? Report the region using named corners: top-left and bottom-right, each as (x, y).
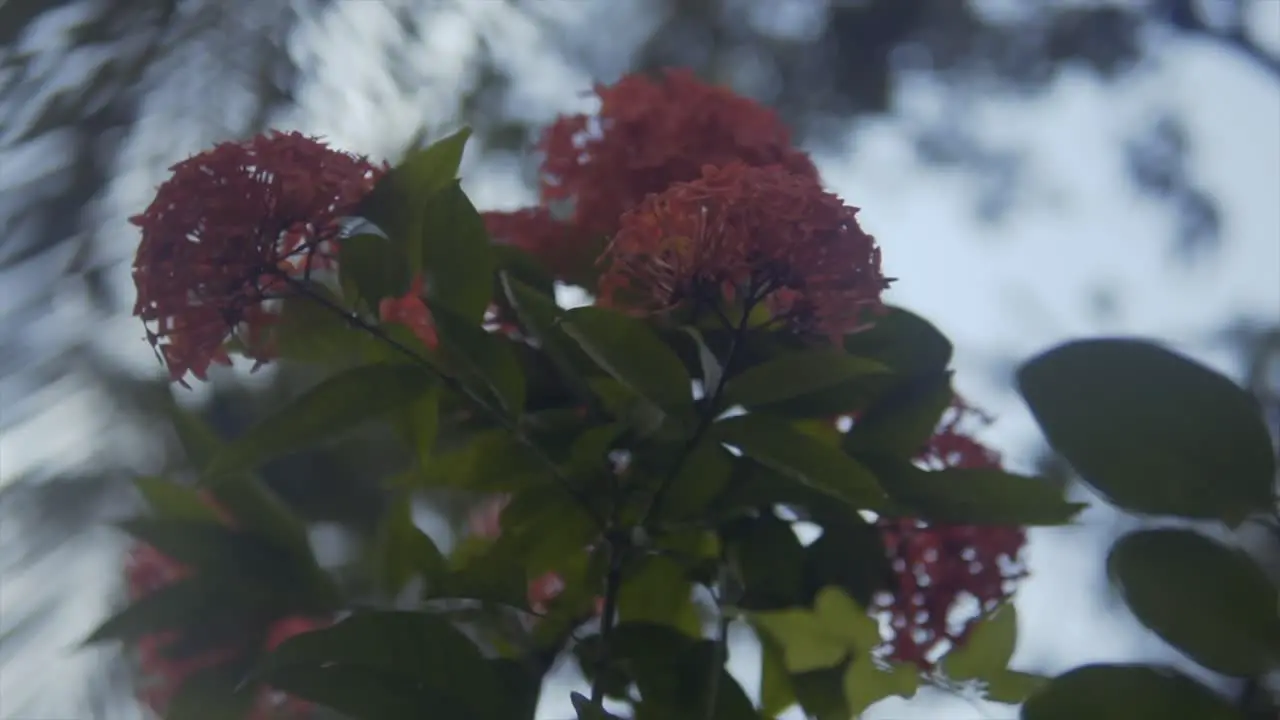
top-left (1, 0), bottom-right (1277, 717)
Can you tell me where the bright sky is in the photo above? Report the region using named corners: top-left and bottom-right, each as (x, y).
top-left (0, 1), bottom-right (1277, 718)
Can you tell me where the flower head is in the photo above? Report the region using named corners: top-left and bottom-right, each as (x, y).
top-left (876, 399), bottom-right (1028, 669)
top-left (378, 274), bottom-right (437, 349)
top-left (539, 68), bottom-right (818, 241)
top-left (600, 163), bottom-right (889, 335)
top-left (131, 131), bottom-right (383, 386)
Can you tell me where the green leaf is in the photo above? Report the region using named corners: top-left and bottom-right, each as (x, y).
top-left (791, 665), bottom-right (851, 720)
top-left (681, 326), bottom-right (724, 391)
top-left (433, 543), bottom-right (531, 612)
top-left (375, 494), bottom-right (446, 597)
top-left (985, 669), bottom-right (1048, 704)
top-left (617, 554), bottom-right (701, 638)
top-left (868, 460), bottom-right (1087, 526)
top-left (571, 693), bottom-right (625, 720)
top-left (724, 513), bottom-right (807, 611)
top-left (659, 439), bottom-right (733, 522)
top-left (560, 306), bottom-right (693, 411)
top-left (752, 587), bottom-right (882, 673)
top-left (844, 306), bottom-right (953, 375)
top-left (260, 610), bottom-right (505, 720)
top-left (419, 181), bottom-right (495, 322)
top-left (133, 476), bottom-right (222, 523)
top-left (758, 632), bottom-right (797, 717)
top-left (358, 127), bottom-right (472, 256)
top-left (801, 513), bottom-right (894, 608)
top-left (942, 603), bottom-right (1018, 680)
top-left (607, 623), bottom-right (759, 720)
top-left (713, 414), bottom-right (886, 510)
top-left (339, 232), bottom-right (412, 307)
top-left (1107, 528), bottom-right (1280, 676)
top-left (1020, 663), bottom-right (1245, 720)
top-left (274, 286), bottom-right (365, 364)
top-left (165, 662), bottom-right (259, 720)
top-left (82, 578), bottom-right (225, 645)
top-left (1016, 338), bottom-right (1276, 525)
top-left (207, 363), bottom-right (436, 481)
top-left (722, 349), bottom-right (888, 410)
top-left (497, 486), bottom-right (599, 578)
top-left (501, 273), bottom-right (596, 402)
top-left (432, 307), bottom-right (526, 416)
top-left (842, 658), bottom-right (919, 717)
top-left (116, 518), bottom-right (290, 582)
top-left (396, 383), bottom-right (440, 471)
top-left (843, 370), bottom-right (954, 458)
top-left (419, 428), bottom-right (548, 492)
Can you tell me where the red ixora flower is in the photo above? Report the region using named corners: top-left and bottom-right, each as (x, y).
top-left (485, 68), bottom-right (818, 286)
top-left (540, 68), bottom-right (818, 241)
top-left (600, 162), bottom-right (890, 336)
top-left (131, 131), bottom-right (384, 387)
top-left (875, 399), bottom-right (1028, 669)
top-left (125, 545), bottom-right (325, 720)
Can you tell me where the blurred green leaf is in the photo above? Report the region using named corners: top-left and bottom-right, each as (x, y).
top-left (1107, 528), bottom-right (1280, 677)
top-left (419, 428), bottom-right (548, 492)
top-left (607, 623), bottom-right (758, 720)
top-left (842, 657), bottom-right (919, 718)
top-left (791, 664), bottom-right (850, 720)
top-left (724, 513), bottom-right (806, 611)
top-left (434, 542), bottom-right (531, 612)
top-left (419, 181), bottom-right (495, 322)
top-left (1021, 664), bottom-right (1244, 720)
top-left (433, 307), bottom-right (526, 416)
top-left (617, 554), bottom-right (701, 638)
top-left (844, 306), bottom-right (953, 375)
top-left (867, 459), bottom-right (1087, 526)
top-left (659, 438), bottom-right (733, 522)
top-left (133, 476), bottom-right (222, 523)
top-left (375, 494), bottom-right (446, 597)
top-left (274, 285), bottom-right (366, 364)
top-left (801, 513), bottom-right (894, 608)
top-left (207, 363), bottom-right (436, 481)
top-left (260, 610), bottom-right (505, 720)
top-left (339, 233), bottom-right (413, 307)
top-left (502, 274), bottom-right (596, 402)
top-left (498, 487), bottom-right (599, 578)
top-left (116, 518), bottom-right (291, 584)
top-left (722, 349), bottom-right (888, 410)
top-left (843, 371), bottom-right (954, 459)
top-left (986, 669), bottom-right (1049, 704)
top-left (396, 383), bottom-right (440, 471)
top-left (713, 414), bottom-right (886, 510)
top-left (571, 692), bottom-right (625, 720)
top-left (942, 604), bottom-right (1018, 680)
top-left (560, 306), bottom-right (694, 412)
top-left (358, 127), bottom-right (471, 258)
top-left (82, 578), bottom-right (227, 645)
top-left (1017, 338), bottom-right (1276, 525)
top-left (758, 632), bottom-right (797, 717)
top-left (752, 587), bottom-right (881, 674)
top-left (165, 662), bottom-right (260, 720)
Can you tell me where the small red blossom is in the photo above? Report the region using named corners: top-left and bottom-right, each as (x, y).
top-left (540, 68), bottom-right (818, 241)
top-left (131, 131), bottom-right (384, 386)
top-left (378, 275), bottom-right (438, 349)
top-left (600, 163), bottom-right (889, 336)
top-left (875, 399), bottom-right (1028, 669)
top-left (124, 495), bottom-right (327, 719)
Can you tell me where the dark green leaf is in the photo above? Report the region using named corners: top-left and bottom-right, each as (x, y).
top-left (432, 307), bottom-right (526, 416)
top-left (617, 554), bottom-right (701, 637)
top-left (758, 631), bottom-right (797, 717)
top-left (133, 476), bottom-right (222, 523)
top-left (207, 363), bottom-right (436, 481)
top-left (713, 414), bottom-right (886, 511)
top-left (1017, 338), bottom-right (1276, 525)
top-left (843, 306), bottom-right (953, 375)
top-left (1107, 528), bottom-right (1280, 676)
top-left (724, 513), bottom-right (806, 610)
top-left (274, 285), bottom-right (365, 364)
top-left (868, 459), bottom-right (1087, 526)
top-left (497, 487), bottom-right (599, 578)
top-left (842, 657), bottom-right (919, 717)
top-left (589, 377), bottom-right (670, 438)
top-left (659, 439), bottom-right (733, 522)
top-left (375, 494), bottom-right (446, 597)
top-left (433, 543), bottom-right (531, 612)
top-left (1021, 664), bottom-right (1244, 720)
top-left (396, 383), bottom-right (440, 471)
top-left (260, 610), bottom-right (504, 719)
top-left (722, 349), bottom-right (888, 410)
top-left (358, 127), bottom-right (472, 258)
top-left (560, 306), bottom-right (693, 411)
top-left (985, 669), bottom-right (1048, 704)
top-left (607, 623), bottom-right (759, 720)
top-left (419, 428), bottom-right (548, 492)
top-left (420, 181), bottom-right (495, 322)
top-left (339, 232), bottom-right (413, 306)
top-left (942, 604), bottom-right (1018, 680)
top-left (678, 326), bottom-right (724, 391)
top-left (501, 273), bottom-right (596, 402)
top-left (165, 662), bottom-right (259, 720)
top-left (791, 664), bottom-right (851, 720)
top-left (116, 518), bottom-right (291, 583)
top-left (82, 578), bottom-right (225, 645)
top-left (802, 513), bottom-right (894, 608)
top-left (843, 371), bottom-right (954, 458)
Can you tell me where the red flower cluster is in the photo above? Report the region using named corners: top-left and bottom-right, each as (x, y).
top-left (125, 543), bottom-right (322, 719)
top-left (876, 400), bottom-right (1028, 669)
top-left (378, 274), bottom-right (437, 349)
top-left (485, 68), bottom-right (819, 288)
top-left (600, 163), bottom-right (888, 335)
top-left (131, 131), bottom-right (383, 386)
